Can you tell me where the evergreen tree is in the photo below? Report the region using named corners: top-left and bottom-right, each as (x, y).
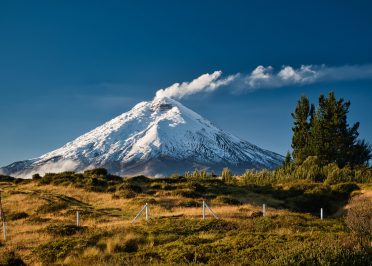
top-left (349, 139), bottom-right (372, 166)
top-left (282, 151), bottom-right (292, 168)
top-left (291, 96), bottom-right (314, 164)
top-left (291, 91), bottom-right (371, 167)
top-left (282, 151), bottom-right (294, 173)
top-left (312, 92), bottom-right (369, 167)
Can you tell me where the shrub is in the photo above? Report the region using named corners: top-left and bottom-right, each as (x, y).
top-left (185, 169), bottom-right (213, 180)
top-left (323, 163), bottom-right (341, 184)
top-left (118, 183), bottom-right (142, 193)
top-left (331, 182), bottom-right (359, 197)
top-left (295, 156), bottom-right (324, 181)
top-left (32, 173), bottom-right (42, 180)
top-left (37, 239), bottom-right (75, 264)
top-left (114, 182), bottom-right (143, 198)
top-left (37, 200), bottom-right (69, 214)
top-left (272, 240), bottom-right (372, 266)
top-left (213, 195), bottom-right (241, 205)
top-left (36, 231), bottom-right (103, 264)
top-left (179, 200), bottom-right (199, 207)
top-left (36, 169), bottom-right (124, 192)
top-left (241, 169), bottom-right (289, 185)
top-left (84, 168), bottom-right (108, 176)
top-left (185, 181), bottom-right (205, 193)
top-left (27, 216), bottom-right (50, 224)
top-left (354, 167), bottom-right (372, 183)
top-left (324, 164), bottom-right (356, 184)
top-left (105, 234), bottom-right (147, 254)
top-left (174, 189), bottom-right (201, 199)
top-left (0, 251), bottom-right (26, 266)
top-left (8, 212), bottom-right (29, 221)
top-left (221, 167), bottom-right (234, 183)
top-left (45, 224), bottom-right (86, 237)
top-left (113, 238), bottom-right (139, 253)
top-left (0, 175), bottom-right (17, 183)
top-left (127, 175), bottom-right (150, 183)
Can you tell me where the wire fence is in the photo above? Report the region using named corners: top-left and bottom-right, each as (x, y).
top-left (0, 194), bottom-right (326, 242)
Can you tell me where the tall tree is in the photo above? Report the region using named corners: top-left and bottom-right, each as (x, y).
top-left (291, 96), bottom-right (314, 164)
top-left (282, 151), bottom-right (292, 168)
top-left (312, 92), bottom-right (367, 166)
top-left (292, 92), bottom-right (371, 167)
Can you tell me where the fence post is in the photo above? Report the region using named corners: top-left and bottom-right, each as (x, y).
top-left (262, 204), bottom-right (266, 216)
top-left (204, 202), bottom-right (219, 219)
top-left (202, 200), bottom-right (205, 220)
top-left (320, 208), bottom-right (323, 220)
top-left (76, 211), bottom-right (80, 227)
top-left (131, 203), bottom-right (149, 224)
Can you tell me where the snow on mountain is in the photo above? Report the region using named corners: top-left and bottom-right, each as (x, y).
top-left (0, 96), bottom-right (283, 178)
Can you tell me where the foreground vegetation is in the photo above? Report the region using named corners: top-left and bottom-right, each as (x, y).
top-left (0, 169), bottom-right (371, 265)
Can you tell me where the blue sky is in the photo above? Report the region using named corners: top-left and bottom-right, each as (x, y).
top-left (1, 0), bottom-right (372, 166)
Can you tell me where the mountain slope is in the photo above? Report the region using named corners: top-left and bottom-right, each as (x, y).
top-left (0, 97), bottom-right (283, 177)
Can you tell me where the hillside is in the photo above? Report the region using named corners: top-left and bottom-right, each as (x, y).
top-left (0, 170), bottom-right (371, 265)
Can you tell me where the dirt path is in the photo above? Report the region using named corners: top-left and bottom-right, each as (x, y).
top-left (332, 187), bottom-right (372, 217)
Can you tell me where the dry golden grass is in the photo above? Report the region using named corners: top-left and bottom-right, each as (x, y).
top-left (0, 179), bottom-right (368, 265)
top-left (0, 181), bottom-right (244, 263)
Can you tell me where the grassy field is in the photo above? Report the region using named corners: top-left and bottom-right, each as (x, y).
top-left (0, 171), bottom-right (371, 265)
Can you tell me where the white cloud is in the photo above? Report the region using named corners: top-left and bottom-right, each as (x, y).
top-left (155, 71), bottom-right (238, 99)
top-left (13, 160), bottom-right (80, 179)
top-left (153, 64), bottom-right (372, 99)
top-left (244, 64), bottom-right (372, 90)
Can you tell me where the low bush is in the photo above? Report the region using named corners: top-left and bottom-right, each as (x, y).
top-left (0, 251), bottom-right (26, 266)
top-left (109, 235), bottom-right (146, 253)
top-left (179, 200), bottom-right (199, 207)
top-left (36, 168), bottom-right (124, 192)
top-left (84, 168), bottom-right (108, 176)
top-left (45, 224), bottom-right (86, 237)
top-left (213, 195), bottom-right (241, 205)
top-left (271, 239), bottom-right (372, 266)
top-left (117, 183), bottom-right (142, 193)
top-left (331, 182), bottom-right (359, 197)
top-left (0, 175), bottom-right (26, 184)
top-left (36, 239), bottom-right (75, 264)
top-left (36, 230), bottom-right (104, 264)
top-left (0, 175), bottom-right (17, 183)
top-left (27, 216), bottom-right (50, 224)
top-left (126, 175), bottom-right (151, 184)
top-left (8, 212), bottom-right (29, 221)
top-left (37, 200), bottom-right (69, 214)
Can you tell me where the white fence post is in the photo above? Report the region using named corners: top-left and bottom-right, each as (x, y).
top-left (262, 204), bottom-right (266, 216)
top-left (202, 201), bottom-right (205, 220)
top-left (202, 201), bottom-right (219, 219)
top-left (76, 211), bottom-right (80, 227)
top-left (320, 208), bottom-right (323, 220)
top-left (131, 203), bottom-right (149, 224)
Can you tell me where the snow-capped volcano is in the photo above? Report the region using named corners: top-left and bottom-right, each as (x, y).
top-left (0, 97), bottom-right (283, 177)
